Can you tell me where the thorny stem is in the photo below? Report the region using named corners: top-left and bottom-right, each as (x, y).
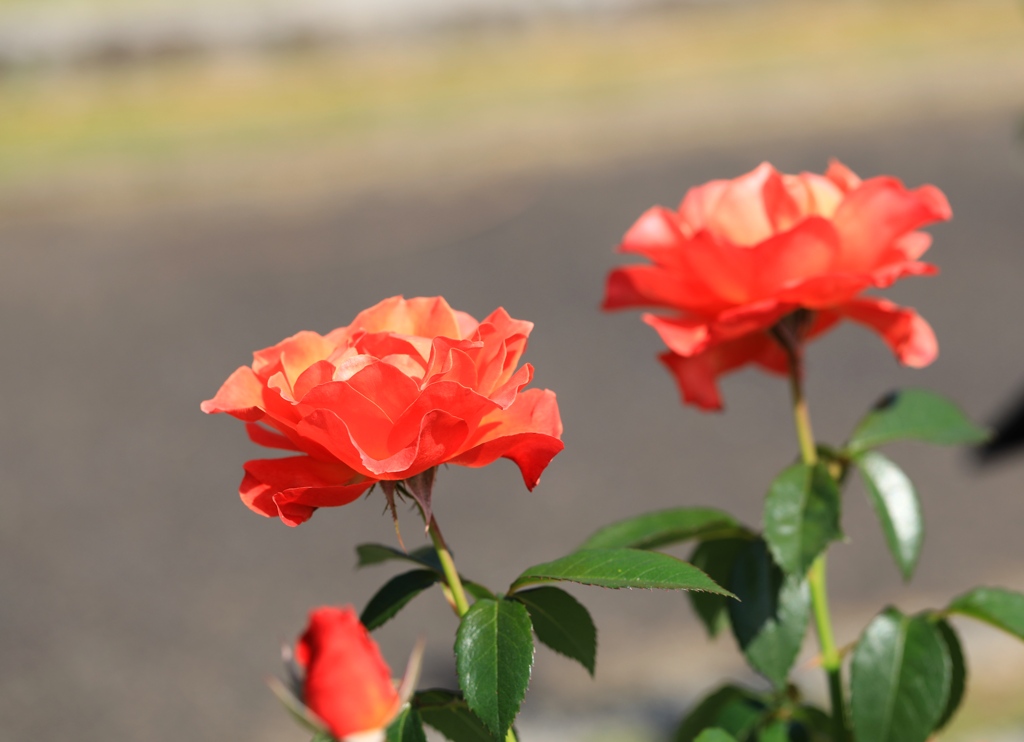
top-left (776, 314), bottom-right (848, 741)
top-left (425, 515), bottom-right (471, 618)
top-left (426, 513), bottom-right (520, 742)
top-left (403, 487), bottom-right (518, 740)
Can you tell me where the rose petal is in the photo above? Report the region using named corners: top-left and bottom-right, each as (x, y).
top-left (825, 159), bottom-right (862, 192)
top-left (833, 177), bottom-right (952, 273)
top-left (293, 360), bottom-right (337, 401)
top-left (762, 167), bottom-right (804, 233)
top-left (642, 315), bottom-right (711, 357)
top-left (344, 360), bottom-right (422, 421)
top-left (240, 457), bottom-right (372, 526)
top-left (830, 297), bottom-right (938, 367)
top-left (620, 206), bottom-right (691, 259)
top-left (679, 179), bottom-right (730, 233)
top-left (252, 331), bottom-right (336, 387)
top-left (451, 388), bottom-right (564, 490)
top-left (201, 365), bottom-right (265, 421)
top-left (298, 381), bottom-right (396, 461)
top-left (347, 296), bottom-right (463, 339)
top-left (643, 300), bottom-right (788, 358)
top-left (748, 217), bottom-right (841, 298)
top-left (245, 422), bottom-right (301, 451)
top-left (868, 260), bottom-right (939, 289)
top-left (386, 382), bottom-right (493, 454)
top-left (657, 333), bottom-right (775, 411)
top-left (705, 162), bottom-right (776, 247)
top-left (783, 171), bottom-right (845, 218)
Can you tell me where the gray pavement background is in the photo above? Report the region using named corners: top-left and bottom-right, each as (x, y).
top-left (3, 105), bottom-right (1024, 741)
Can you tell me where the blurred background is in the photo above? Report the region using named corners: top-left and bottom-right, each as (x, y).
top-left (2, 0), bottom-right (1024, 740)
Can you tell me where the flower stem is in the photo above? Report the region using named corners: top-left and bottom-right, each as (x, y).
top-left (426, 516), bottom-right (471, 618)
top-left (784, 345), bottom-right (848, 740)
top-left (427, 516), bottom-right (520, 742)
top-left (787, 365), bottom-right (818, 467)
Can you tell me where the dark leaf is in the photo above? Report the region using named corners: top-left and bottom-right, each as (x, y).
top-left (361, 569), bottom-right (441, 630)
top-left (847, 389), bottom-right (988, 454)
top-left (688, 538), bottom-right (748, 638)
top-left (673, 684), bottom-right (770, 742)
top-left (356, 543), bottom-right (442, 572)
top-left (579, 507), bottom-right (744, 550)
top-left (855, 451), bottom-right (923, 581)
top-left (413, 689), bottom-right (500, 742)
top-left (764, 463), bottom-right (842, 576)
top-left (756, 722), bottom-right (789, 742)
top-left (934, 619), bottom-right (967, 731)
top-left (512, 587), bottom-right (597, 676)
top-left (850, 608), bottom-right (951, 742)
top-left (948, 586), bottom-right (1024, 640)
top-left (789, 705), bottom-right (833, 742)
top-left (510, 548), bottom-right (735, 595)
top-left (694, 730), bottom-right (740, 742)
top-left (728, 539), bottom-right (810, 690)
top-left (386, 706), bottom-right (428, 742)
top-left (463, 581), bottom-right (497, 601)
top-left (454, 599), bottom-right (534, 739)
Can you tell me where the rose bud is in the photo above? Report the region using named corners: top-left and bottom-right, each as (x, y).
top-left (270, 606), bottom-right (422, 742)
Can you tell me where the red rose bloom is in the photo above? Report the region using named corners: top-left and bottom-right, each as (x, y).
top-left (202, 296), bottom-right (564, 525)
top-left (603, 161), bottom-right (951, 410)
top-left (295, 606), bottom-right (402, 740)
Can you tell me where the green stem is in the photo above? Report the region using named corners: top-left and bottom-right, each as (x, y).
top-left (785, 347), bottom-right (848, 740)
top-left (809, 555), bottom-right (845, 736)
top-left (426, 516), bottom-right (471, 618)
top-left (787, 363), bottom-right (818, 466)
top-left (427, 515), bottom-right (520, 742)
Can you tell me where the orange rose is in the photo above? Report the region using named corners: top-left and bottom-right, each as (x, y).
top-left (295, 607), bottom-right (402, 741)
top-left (603, 161), bottom-right (951, 410)
top-left (202, 296), bottom-right (563, 525)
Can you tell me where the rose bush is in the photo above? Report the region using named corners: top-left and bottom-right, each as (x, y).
top-left (603, 160), bottom-right (951, 409)
top-left (293, 606), bottom-right (402, 741)
top-left (202, 296), bottom-right (563, 525)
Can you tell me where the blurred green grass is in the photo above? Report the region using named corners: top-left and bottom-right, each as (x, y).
top-left (0, 0), bottom-right (1020, 209)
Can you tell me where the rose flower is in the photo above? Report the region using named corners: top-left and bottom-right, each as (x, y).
top-left (603, 161), bottom-right (951, 410)
top-left (202, 296), bottom-right (563, 525)
top-left (284, 606), bottom-right (409, 742)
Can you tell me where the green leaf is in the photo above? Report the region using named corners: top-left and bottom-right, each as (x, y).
top-left (673, 684), bottom-right (769, 742)
top-left (579, 507), bottom-right (744, 550)
top-left (850, 608), bottom-right (951, 742)
top-left (454, 598), bottom-right (534, 739)
top-left (464, 581), bottom-right (497, 601)
top-left (728, 539), bottom-right (811, 690)
top-left (386, 706), bottom-right (428, 742)
top-left (789, 705), bottom-right (833, 742)
top-left (763, 463), bottom-right (842, 576)
top-left (509, 548), bottom-right (735, 595)
top-left (847, 389), bottom-right (988, 454)
top-left (948, 587), bottom-right (1024, 640)
top-left (512, 587), bottom-right (597, 676)
top-left (756, 722), bottom-right (789, 742)
top-left (935, 619), bottom-right (967, 731)
top-left (855, 451), bottom-right (923, 581)
top-left (356, 543), bottom-right (443, 572)
top-left (310, 733), bottom-right (333, 742)
top-left (413, 689), bottom-right (500, 742)
top-left (694, 730), bottom-right (739, 742)
top-left (361, 569), bottom-right (441, 630)
top-left (688, 538), bottom-right (748, 638)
